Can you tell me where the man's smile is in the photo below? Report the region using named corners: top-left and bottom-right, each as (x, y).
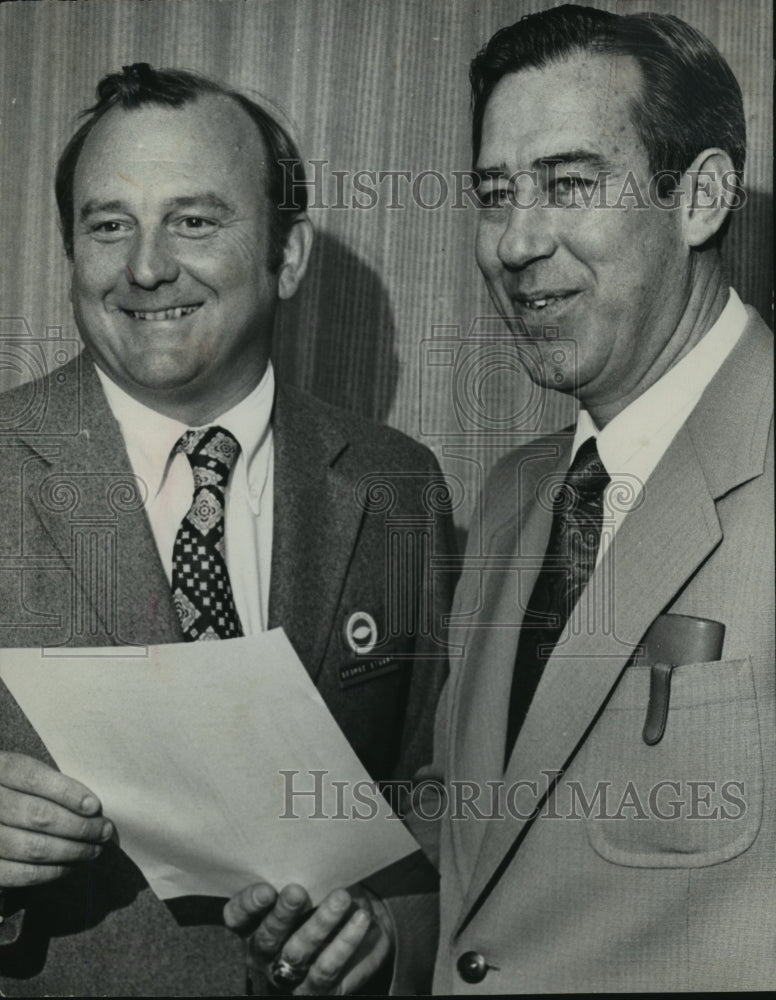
top-left (119, 304), bottom-right (203, 321)
top-left (510, 289), bottom-right (581, 312)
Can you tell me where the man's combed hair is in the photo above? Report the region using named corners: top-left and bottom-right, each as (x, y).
top-left (55, 63), bottom-right (307, 269)
top-left (470, 4), bottom-right (746, 198)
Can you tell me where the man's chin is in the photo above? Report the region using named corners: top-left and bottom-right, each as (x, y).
top-left (101, 361), bottom-right (205, 400)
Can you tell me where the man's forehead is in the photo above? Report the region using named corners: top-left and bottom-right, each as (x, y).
top-left (77, 93), bottom-right (264, 171)
top-left (477, 51), bottom-right (644, 169)
top-left (72, 93), bottom-right (267, 199)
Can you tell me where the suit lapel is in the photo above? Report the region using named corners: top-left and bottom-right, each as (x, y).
top-left (268, 385), bottom-right (364, 682)
top-left (447, 437), bottom-right (569, 880)
top-left (453, 312), bottom-right (773, 934)
top-left (22, 356), bottom-right (181, 646)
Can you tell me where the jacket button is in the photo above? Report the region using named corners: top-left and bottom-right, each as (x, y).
top-left (457, 951), bottom-right (488, 983)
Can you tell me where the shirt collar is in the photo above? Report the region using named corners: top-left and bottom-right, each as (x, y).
top-left (95, 362), bottom-right (275, 513)
top-left (573, 287), bottom-right (748, 474)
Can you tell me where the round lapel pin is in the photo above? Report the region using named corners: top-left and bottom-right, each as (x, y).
top-left (344, 611), bottom-right (378, 656)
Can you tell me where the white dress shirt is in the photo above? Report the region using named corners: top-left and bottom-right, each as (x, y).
top-left (571, 288), bottom-right (748, 564)
top-left (95, 363), bottom-right (275, 634)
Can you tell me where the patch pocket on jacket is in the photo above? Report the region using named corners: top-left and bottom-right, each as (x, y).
top-left (573, 657), bottom-right (763, 867)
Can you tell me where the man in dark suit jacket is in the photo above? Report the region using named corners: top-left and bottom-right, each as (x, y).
top-left (225, 6), bottom-right (774, 994)
top-left (0, 64), bottom-right (453, 996)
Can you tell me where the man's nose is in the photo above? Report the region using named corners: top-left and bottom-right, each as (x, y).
top-left (125, 229), bottom-right (180, 287)
top-left (497, 202), bottom-right (556, 270)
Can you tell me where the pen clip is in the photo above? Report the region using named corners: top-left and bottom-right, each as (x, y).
top-left (642, 661), bottom-right (676, 746)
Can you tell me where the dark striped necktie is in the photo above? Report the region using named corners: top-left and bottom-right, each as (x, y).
top-left (504, 437), bottom-right (609, 767)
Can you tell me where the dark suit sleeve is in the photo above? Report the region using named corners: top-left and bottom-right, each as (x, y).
top-left (383, 452), bottom-right (458, 788)
top-left (362, 684), bottom-right (451, 996)
top-left (360, 468), bottom-right (471, 995)
top-left (357, 454), bottom-right (457, 994)
top-left (365, 477), bottom-right (499, 994)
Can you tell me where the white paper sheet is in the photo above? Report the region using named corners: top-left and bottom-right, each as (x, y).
top-left (0, 630), bottom-right (417, 902)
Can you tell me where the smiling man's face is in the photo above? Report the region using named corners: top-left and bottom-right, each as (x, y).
top-left (475, 52), bottom-right (694, 419)
top-left (71, 93), bottom-right (280, 423)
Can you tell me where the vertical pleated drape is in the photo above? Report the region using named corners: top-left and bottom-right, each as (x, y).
top-left (1, 0), bottom-right (771, 528)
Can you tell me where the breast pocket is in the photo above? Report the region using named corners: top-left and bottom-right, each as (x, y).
top-left (568, 657), bottom-right (763, 867)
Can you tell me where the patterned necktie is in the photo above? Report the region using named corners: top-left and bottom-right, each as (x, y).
top-left (171, 426), bottom-right (244, 641)
top-left (504, 437), bottom-right (610, 766)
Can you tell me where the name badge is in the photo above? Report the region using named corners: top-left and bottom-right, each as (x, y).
top-left (339, 655), bottom-right (400, 689)
top-left (340, 611), bottom-right (400, 687)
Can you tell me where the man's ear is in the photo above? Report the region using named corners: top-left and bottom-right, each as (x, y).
top-left (678, 148), bottom-right (741, 248)
top-left (278, 215), bottom-right (313, 300)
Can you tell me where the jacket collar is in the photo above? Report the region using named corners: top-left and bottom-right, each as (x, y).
top-left (19, 353), bottom-right (182, 645)
top-left (268, 383), bottom-right (365, 682)
top-left (20, 361), bottom-right (369, 667)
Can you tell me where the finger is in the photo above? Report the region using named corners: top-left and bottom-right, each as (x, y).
top-left (303, 908), bottom-right (373, 995)
top-left (0, 785), bottom-right (113, 843)
top-left (0, 850), bottom-right (100, 888)
top-left (0, 753), bottom-right (101, 816)
top-left (0, 822), bottom-right (107, 866)
top-left (223, 881), bottom-right (278, 933)
top-left (281, 889), bottom-right (352, 965)
top-left (249, 883), bottom-right (311, 958)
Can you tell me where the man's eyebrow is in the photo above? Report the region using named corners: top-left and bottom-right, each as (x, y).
top-left (79, 199), bottom-right (126, 220)
top-left (533, 151), bottom-right (611, 172)
top-left (473, 151), bottom-right (612, 181)
top-left (79, 194), bottom-right (236, 220)
top-left (473, 164), bottom-right (509, 183)
top-left (162, 194), bottom-right (236, 214)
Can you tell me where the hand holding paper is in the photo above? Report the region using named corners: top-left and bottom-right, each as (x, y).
top-left (224, 878), bottom-right (394, 995)
top-left (0, 751), bottom-right (113, 888)
top-left (0, 629), bottom-right (417, 903)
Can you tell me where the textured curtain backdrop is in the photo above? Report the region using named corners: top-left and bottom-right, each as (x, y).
top-left (1, 0), bottom-right (772, 529)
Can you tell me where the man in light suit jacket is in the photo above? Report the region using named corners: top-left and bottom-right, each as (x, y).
top-left (0, 64), bottom-right (453, 996)
top-left (226, 5), bottom-right (774, 994)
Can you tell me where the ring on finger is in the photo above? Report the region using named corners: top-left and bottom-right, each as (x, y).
top-left (268, 955), bottom-right (310, 992)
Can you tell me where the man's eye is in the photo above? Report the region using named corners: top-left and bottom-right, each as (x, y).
top-left (172, 216), bottom-right (218, 237)
top-left (550, 175), bottom-right (599, 203)
top-left (89, 220), bottom-right (131, 240)
top-left (477, 187), bottom-right (510, 209)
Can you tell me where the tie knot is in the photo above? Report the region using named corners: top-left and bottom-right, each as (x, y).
top-left (176, 426), bottom-right (241, 474)
top-left (566, 436), bottom-right (609, 497)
